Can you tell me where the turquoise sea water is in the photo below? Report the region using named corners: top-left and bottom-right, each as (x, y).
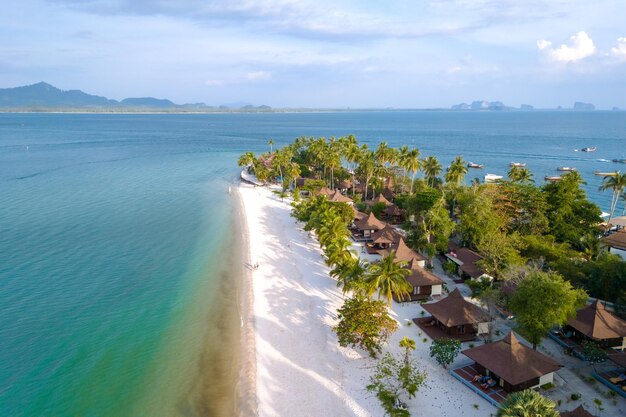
top-left (1, 111), bottom-right (625, 416)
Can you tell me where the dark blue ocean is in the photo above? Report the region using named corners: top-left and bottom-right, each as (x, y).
top-left (0, 111), bottom-right (624, 416)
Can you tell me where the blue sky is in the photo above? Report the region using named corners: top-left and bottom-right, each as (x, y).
top-left (3, 0), bottom-right (626, 108)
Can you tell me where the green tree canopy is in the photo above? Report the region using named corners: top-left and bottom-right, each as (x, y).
top-left (334, 296), bottom-right (398, 357)
top-left (509, 270), bottom-right (588, 349)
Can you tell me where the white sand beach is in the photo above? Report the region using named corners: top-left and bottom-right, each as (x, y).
top-left (239, 182), bottom-right (495, 417)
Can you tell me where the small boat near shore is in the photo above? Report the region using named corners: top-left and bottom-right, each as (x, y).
top-left (581, 147), bottom-right (597, 152)
top-left (510, 162), bottom-right (526, 167)
top-left (545, 176), bottom-right (563, 182)
top-left (594, 171), bottom-right (618, 177)
top-left (467, 162), bottom-right (484, 169)
top-left (612, 158), bottom-right (626, 164)
top-left (557, 167), bottom-right (576, 172)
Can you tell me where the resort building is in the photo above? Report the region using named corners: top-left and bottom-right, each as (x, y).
top-left (379, 237), bottom-right (426, 267)
top-left (601, 229), bottom-right (626, 261)
top-left (402, 259), bottom-right (444, 301)
top-left (417, 288), bottom-right (489, 341)
top-left (565, 300), bottom-right (626, 350)
top-left (461, 331), bottom-right (562, 392)
top-left (327, 190), bottom-right (353, 205)
top-left (383, 203), bottom-right (403, 223)
top-left (366, 224), bottom-right (403, 254)
top-left (445, 244), bottom-right (492, 281)
top-left (560, 405), bottom-right (595, 417)
top-left (352, 212), bottom-right (386, 241)
top-left (367, 194), bottom-right (392, 207)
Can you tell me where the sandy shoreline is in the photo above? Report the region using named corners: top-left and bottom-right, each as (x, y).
top-left (238, 182), bottom-right (495, 417)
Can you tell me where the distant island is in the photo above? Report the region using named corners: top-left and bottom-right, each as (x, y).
top-left (450, 100), bottom-right (599, 111)
top-left (0, 82), bottom-right (272, 112)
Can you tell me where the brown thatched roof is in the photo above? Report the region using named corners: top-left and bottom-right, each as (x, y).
top-left (316, 187), bottom-right (334, 196)
top-left (353, 206), bottom-right (368, 221)
top-left (568, 300), bottom-right (626, 340)
top-left (367, 194), bottom-right (391, 207)
top-left (327, 190), bottom-right (353, 204)
top-left (354, 212), bottom-right (386, 231)
top-left (448, 246), bottom-right (486, 278)
top-left (371, 224), bottom-right (403, 245)
top-left (602, 230), bottom-right (626, 250)
top-left (608, 352), bottom-right (626, 368)
top-left (422, 288), bottom-right (487, 327)
top-left (405, 262), bottom-right (444, 287)
top-left (384, 204), bottom-right (402, 217)
top-left (379, 238), bottom-right (425, 263)
top-left (462, 332), bottom-right (562, 386)
top-left (560, 405), bottom-right (595, 417)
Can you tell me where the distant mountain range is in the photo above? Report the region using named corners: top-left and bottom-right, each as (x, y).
top-left (450, 100), bottom-right (597, 111)
top-left (0, 82), bottom-right (271, 111)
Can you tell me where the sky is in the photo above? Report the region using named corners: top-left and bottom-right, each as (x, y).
top-left (2, 0), bottom-right (626, 108)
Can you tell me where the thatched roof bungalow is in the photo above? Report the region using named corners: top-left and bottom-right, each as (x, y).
top-left (566, 300), bottom-right (626, 350)
top-left (462, 332), bottom-right (562, 392)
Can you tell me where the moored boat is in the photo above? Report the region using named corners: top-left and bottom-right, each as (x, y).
top-left (544, 176), bottom-right (563, 181)
top-left (612, 158), bottom-right (626, 164)
top-left (557, 166), bottom-right (576, 172)
top-left (509, 162), bottom-right (526, 167)
top-left (594, 171), bottom-right (618, 177)
top-left (467, 162), bottom-right (484, 168)
top-left (581, 147), bottom-right (597, 152)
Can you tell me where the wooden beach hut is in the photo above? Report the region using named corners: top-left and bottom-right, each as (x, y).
top-left (601, 230), bottom-right (626, 261)
top-left (378, 237), bottom-right (426, 267)
top-left (565, 300), bottom-right (626, 350)
top-left (419, 288), bottom-right (489, 341)
top-left (367, 224), bottom-right (403, 254)
top-left (401, 259), bottom-right (444, 301)
top-left (327, 190), bottom-right (353, 205)
top-left (560, 405), bottom-right (595, 417)
top-left (446, 244), bottom-right (492, 281)
top-left (461, 331), bottom-right (562, 392)
top-left (352, 212), bottom-right (386, 241)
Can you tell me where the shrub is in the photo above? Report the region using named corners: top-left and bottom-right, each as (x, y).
top-left (429, 338), bottom-right (462, 369)
top-left (570, 393), bottom-right (581, 401)
top-left (443, 260), bottom-right (458, 276)
top-left (540, 383), bottom-right (554, 390)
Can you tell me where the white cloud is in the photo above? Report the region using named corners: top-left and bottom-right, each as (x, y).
top-left (245, 71), bottom-right (272, 81)
top-left (611, 37), bottom-right (626, 61)
top-left (537, 31), bottom-right (595, 62)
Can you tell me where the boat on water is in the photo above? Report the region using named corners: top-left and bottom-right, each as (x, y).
top-left (594, 171), bottom-right (618, 177)
top-left (467, 162), bottom-right (484, 169)
top-left (581, 147), bottom-right (597, 152)
top-left (544, 176), bottom-right (563, 182)
top-left (612, 158), bottom-right (626, 164)
top-left (510, 162), bottom-right (526, 167)
top-left (484, 173), bottom-right (503, 183)
top-left (557, 167), bottom-right (577, 172)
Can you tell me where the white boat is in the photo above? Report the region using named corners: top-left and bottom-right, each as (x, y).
top-left (594, 171), bottom-right (618, 177)
top-left (484, 173), bottom-right (503, 183)
top-left (509, 162), bottom-right (526, 167)
top-left (467, 162), bottom-right (484, 169)
top-left (557, 167), bottom-right (576, 172)
top-left (581, 147), bottom-right (597, 152)
top-left (544, 176), bottom-right (563, 182)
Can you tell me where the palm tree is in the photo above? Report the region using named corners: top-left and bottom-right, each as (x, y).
top-left (287, 162), bottom-right (301, 190)
top-left (445, 156), bottom-right (468, 186)
top-left (237, 151), bottom-right (256, 173)
top-left (268, 138), bottom-right (275, 153)
top-left (508, 166), bottom-right (534, 183)
top-left (357, 149), bottom-right (376, 200)
top-left (399, 337), bottom-right (416, 365)
top-left (621, 189), bottom-right (626, 215)
top-left (324, 238), bottom-right (354, 267)
top-left (318, 215), bottom-right (350, 248)
top-left (405, 148), bottom-right (421, 194)
top-left (599, 171), bottom-right (626, 225)
top-left (330, 258), bottom-right (367, 295)
top-left (326, 137), bottom-right (342, 189)
top-left (422, 156), bottom-right (442, 188)
top-left (365, 252), bottom-right (411, 304)
top-left (342, 135), bottom-right (361, 197)
top-left (497, 390), bottom-right (559, 417)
